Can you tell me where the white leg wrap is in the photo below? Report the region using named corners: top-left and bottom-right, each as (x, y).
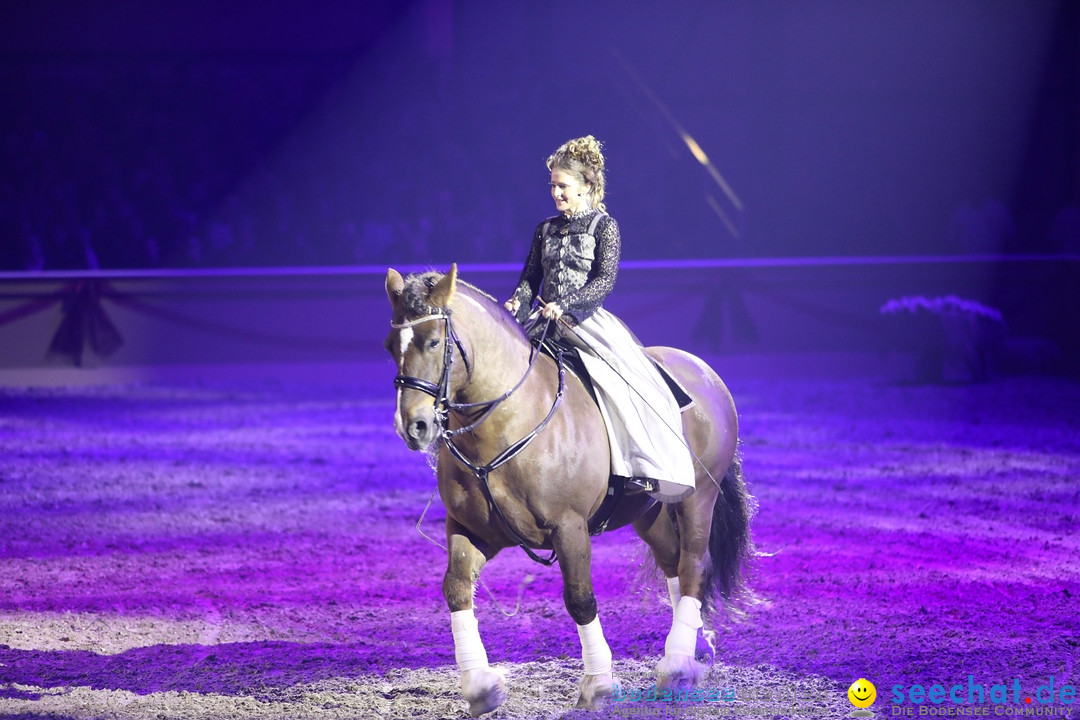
top-left (576, 616), bottom-right (613, 676)
top-left (664, 596), bottom-right (703, 658)
top-left (450, 609), bottom-right (489, 673)
top-left (666, 576), bottom-right (682, 610)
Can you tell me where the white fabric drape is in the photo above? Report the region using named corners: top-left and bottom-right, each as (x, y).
top-left (555, 308), bottom-right (696, 503)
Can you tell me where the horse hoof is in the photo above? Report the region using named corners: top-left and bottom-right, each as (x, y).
top-left (461, 667), bottom-right (507, 717)
top-left (576, 672), bottom-right (614, 710)
top-left (695, 628), bottom-right (716, 665)
top-left (656, 653), bottom-right (705, 690)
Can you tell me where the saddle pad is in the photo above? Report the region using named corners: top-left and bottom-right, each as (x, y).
top-left (653, 360), bottom-right (695, 411)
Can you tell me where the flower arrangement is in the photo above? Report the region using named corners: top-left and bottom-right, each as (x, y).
top-left (879, 295), bottom-right (1004, 323)
top-left (880, 295), bottom-right (1005, 382)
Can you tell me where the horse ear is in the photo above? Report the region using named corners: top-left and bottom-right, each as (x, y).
top-left (385, 268), bottom-right (404, 306)
top-left (428, 263), bottom-right (457, 309)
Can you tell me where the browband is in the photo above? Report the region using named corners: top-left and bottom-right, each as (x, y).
top-left (390, 313), bottom-right (450, 329)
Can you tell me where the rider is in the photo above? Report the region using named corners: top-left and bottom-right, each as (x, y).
top-left (503, 135), bottom-right (696, 502)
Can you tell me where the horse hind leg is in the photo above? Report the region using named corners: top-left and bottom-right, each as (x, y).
top-left (659, 455), bottom-right (756, 689)
top-left (444, 519), bottom-right (506, 717)
top-left (666, 575), bottom-right (717, 664)
top-left (657, 486), bottom-right (721, 690)
top-left (657, 588), bottom-right (711, 691)
top-left (632, 502), bottom-right (714, 680)
top-left (552, 522), bottom-right (615, 711)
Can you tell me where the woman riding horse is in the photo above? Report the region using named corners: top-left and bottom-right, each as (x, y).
top-left (384, 136), bottom-right (753, 717)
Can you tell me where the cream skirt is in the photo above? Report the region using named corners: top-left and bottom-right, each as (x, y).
top-left (554, 308), bottom-right (696, 503)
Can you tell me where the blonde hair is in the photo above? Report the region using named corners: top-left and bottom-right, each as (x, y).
top-left (546, 135), bottom-right (607, 213)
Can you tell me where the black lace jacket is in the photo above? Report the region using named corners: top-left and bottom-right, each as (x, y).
top-left (509, 208), bottom-right (620, 326)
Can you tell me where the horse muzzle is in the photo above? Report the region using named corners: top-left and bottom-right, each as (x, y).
top-left (397, 407), bottom-right (440, 451)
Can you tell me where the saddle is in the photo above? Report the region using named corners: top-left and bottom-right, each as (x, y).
top-left (538, 339), bottom-right (694, 412)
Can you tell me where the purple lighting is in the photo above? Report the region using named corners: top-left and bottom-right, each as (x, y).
top-left (0, 1), bottom-right (1078, 717)
top-left (1, 374), bottom-right (1078, 717)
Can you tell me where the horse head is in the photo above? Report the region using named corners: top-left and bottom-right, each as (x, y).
top-left (384, 263), bottom-right (464, 451)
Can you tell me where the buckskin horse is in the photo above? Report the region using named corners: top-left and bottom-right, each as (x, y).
top-left (384, 264), bottom-right (753, 716)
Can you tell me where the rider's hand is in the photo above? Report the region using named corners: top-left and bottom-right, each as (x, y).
top-left (504, 298), bottom-right (520, 314)
top-left (541, 302), bottom-right (563, 321)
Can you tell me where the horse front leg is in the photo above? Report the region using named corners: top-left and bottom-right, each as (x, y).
top-left (552, 522), bottom-right (614, 711)
top-left (444, 518), bottom-right (505, 717)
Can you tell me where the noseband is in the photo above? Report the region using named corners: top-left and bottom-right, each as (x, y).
top-left (391, 311), bottom-right (471, 429)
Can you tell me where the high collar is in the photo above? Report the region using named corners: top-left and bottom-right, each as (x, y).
top-left (553, 208), bottom-right (600, 233)
top-left (561, 206), bottom-right (596, 220)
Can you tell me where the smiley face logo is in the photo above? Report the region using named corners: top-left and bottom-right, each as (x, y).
top-left (848, 678), bottom-right (877, 708)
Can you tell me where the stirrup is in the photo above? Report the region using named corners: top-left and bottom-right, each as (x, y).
top-left (623, 477), bottom-right (658, 495)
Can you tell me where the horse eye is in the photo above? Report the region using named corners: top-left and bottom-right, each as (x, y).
top-left (427, 338), bottom-right (440, 350)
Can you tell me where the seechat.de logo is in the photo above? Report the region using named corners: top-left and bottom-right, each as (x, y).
top-left (849, 678), bottom-right (877, 717)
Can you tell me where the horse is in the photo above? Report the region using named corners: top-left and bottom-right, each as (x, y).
top-left (383, 263), bottom-right (754, 716)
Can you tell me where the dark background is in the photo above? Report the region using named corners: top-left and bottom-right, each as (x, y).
top-left (1, 0), bottom-right (1077, 271)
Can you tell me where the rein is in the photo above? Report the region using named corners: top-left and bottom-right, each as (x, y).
top-left (392, 309), bottom-right (565, 566)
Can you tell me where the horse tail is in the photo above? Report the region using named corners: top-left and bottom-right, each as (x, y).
top-left (702, 449), bottom-right (756, 614)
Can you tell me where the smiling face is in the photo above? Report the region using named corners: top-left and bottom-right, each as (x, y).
top-left (847, 679), bottom-right (877, 708)
top-left (550, 169), bottom-right (591, 216)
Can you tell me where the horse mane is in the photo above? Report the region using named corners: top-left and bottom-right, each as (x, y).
top-left (399, 271), bottom-right (444, 317)
top-left (400, 269), bottom-right (529, 345)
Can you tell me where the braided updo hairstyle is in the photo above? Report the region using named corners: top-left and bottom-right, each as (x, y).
top-left (546, 135), bottom-right (607, 213)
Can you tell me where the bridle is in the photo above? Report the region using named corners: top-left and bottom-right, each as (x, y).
top-left (391, 308), bottom-right (566, 565)
top-left (391, 311), bottom-right (471, 432)
top-left (391, 310), bottom-right (556, 439)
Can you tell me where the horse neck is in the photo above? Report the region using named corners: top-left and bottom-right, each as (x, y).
top-left (452, 291), bottom-right (532, 403)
